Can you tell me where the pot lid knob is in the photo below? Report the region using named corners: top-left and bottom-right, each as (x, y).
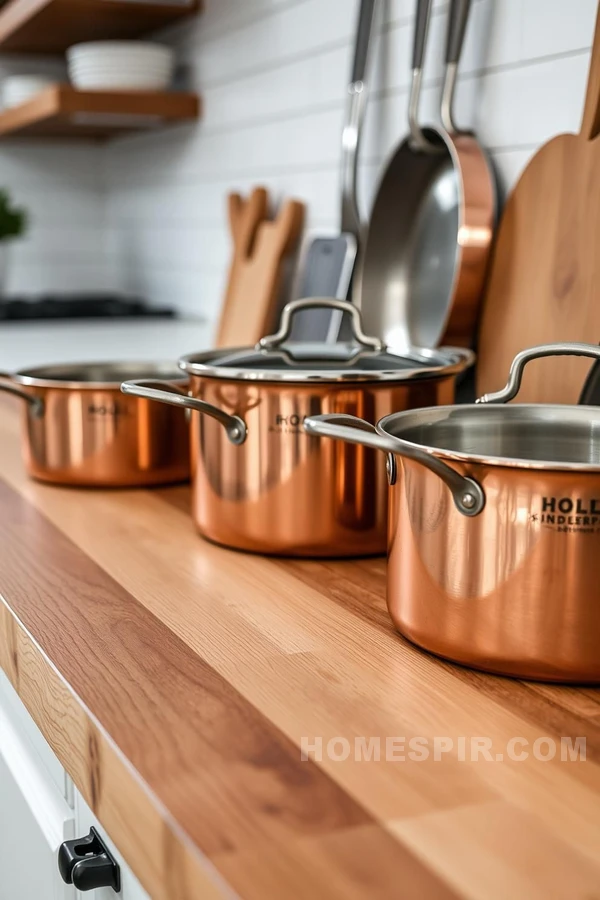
top-left (257, 298), bottom-right (385, 353)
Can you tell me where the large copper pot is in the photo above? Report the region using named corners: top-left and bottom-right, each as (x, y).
top-left (0, 362), bottom-right (190, 487)
top-left (122, 299), bottom-right (473, 557)
top-left (305, 343), bottom-right (600, 681)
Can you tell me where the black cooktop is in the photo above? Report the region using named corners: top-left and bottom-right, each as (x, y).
top-left (0, 293), bottom-right (176, 321)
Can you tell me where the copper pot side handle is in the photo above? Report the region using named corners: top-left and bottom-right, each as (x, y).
top-left (304, 413), bottom-right (485, 517)
top-left (257, 298), bottom-right (384, 352)
top-left (0, 374), bottom-right (44, 417)
top-left (121, 379), bottom-right (247, 445)
top-left (477, 342), bottom-right (600, 405)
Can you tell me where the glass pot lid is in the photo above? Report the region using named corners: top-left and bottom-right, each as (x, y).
top-left (179, 298), bottom-right (474, 383)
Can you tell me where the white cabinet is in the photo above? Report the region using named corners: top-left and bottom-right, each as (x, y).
top-left (0, 672), bottom-right (72, 804)
top-left (0, 677), bottom-right (76, 900)
top-left (0, 674), bottom-right (149, 900)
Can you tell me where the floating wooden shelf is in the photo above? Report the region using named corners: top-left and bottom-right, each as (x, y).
top-left (0, 84), bottom-right (200, 139)
top-left (0, 0), bottom-right (200, 53)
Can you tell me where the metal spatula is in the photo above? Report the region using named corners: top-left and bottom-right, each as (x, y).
top-left (289, 0), bottom-right (378, 342)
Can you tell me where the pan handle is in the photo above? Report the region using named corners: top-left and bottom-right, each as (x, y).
top-left (0, 373), bottom-right (44, 417)
top-left (120, 380), bottom-right (247, 445)
top-left (441, 0), bottom-right (472, 133)
top-left (340, 0), bottom-right (379, 238)
top-left (408, 0), bottom-right (439, 152)
top-left (304, 413), bottom-right (485, 517)
top-left (258, 297), bottom-right (384, 352)
top-left (477, 342), bottom-right (600, 405)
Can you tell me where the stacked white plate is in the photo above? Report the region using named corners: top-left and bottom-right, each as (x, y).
top-left (67, 42), bottom-right (174, 90)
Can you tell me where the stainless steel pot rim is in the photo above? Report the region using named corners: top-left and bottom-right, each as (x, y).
top-left (378, 404), bottom-right (600, 472)
top-left (6, 361), bottom-right (187, 390)
top-left (178, 345), bottom-right (475, 383)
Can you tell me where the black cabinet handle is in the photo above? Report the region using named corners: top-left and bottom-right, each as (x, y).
top-left (58, 827), bottom-right (121, 893)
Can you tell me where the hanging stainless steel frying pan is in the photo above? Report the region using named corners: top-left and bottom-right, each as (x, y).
top-left (356, 0), bottom-right (495, 350)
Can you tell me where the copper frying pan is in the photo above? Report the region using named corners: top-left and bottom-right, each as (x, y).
top-left (357, 0), bottom-right (495, 350)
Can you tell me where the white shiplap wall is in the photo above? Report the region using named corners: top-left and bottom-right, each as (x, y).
top-left (0, 55), bottom-right (111, 294)
top-left (103, 0), bottom-right (598, 335)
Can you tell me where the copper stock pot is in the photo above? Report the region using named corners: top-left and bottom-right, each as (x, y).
top-left (305, 343), bottom-right (600, 682)
top-left (0, 362), bottom-right (190, 487)
top-left (121, 298), bottom-right (473, 556)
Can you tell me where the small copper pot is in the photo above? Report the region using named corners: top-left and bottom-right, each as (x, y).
top-left (306, 342), bottom-right (600, 681)
top-left (122, 298), bottom-right (473, 556)
top-left (0, 362), bottom-right (190, 487)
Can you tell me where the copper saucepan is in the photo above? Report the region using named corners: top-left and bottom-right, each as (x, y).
top-left (122, 298), bottom-right (474, 557)
top-left (306, 343), bottom-right (600, 682)
top-left (0, 362), bottom-right (190, 487)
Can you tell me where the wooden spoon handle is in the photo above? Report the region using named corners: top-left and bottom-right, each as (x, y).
top-left (581, 1), bottom-right (600, 140)
top-left (227, 193), bottom-right (243, 243)
top-left (228, 187), bottom-right (269, 258)
top-left (269, 199), bottom-right (305, 255)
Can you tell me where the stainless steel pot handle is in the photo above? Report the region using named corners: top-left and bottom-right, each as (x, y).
top-left (304, 413), bottom-right (485, 517)
top-left (0, 372), bottom-right (44, 417)
top-left (477, 342), bottom-right (600, 405)
top-left (120, 380), bottom-right (247, 445)
top-left (258, 298), bottom-right (384, 352)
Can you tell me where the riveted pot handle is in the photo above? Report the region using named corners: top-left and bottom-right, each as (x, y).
top-left (121, 380), bottom-right (247, 445)
top-left (0, 372), bottom-right (44, 417)
top-left (478, 342), bottom-right (600, 404)
top-left (304, 413), bottom-right (485, 517)
top-left (257, 298), bottom-right (384, 352)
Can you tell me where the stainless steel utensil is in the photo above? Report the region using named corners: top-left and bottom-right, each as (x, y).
top-left (306, 342), bottom-right (600, 682)
top-left (357, 0), bottom-right (495, 350)
top-left (290, 0), bottom-right (378, 342)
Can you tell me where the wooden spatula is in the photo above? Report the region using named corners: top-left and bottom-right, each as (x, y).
top-left (217, 189), bottom-right (304, 348)
top-left (218, 187), bottom-right (268, 344)
top-left (477, 2), bottom-right (600, 404)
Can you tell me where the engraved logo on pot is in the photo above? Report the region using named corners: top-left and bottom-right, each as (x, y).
top-left (534, 497), bottom-right (600, 534)
top-left (87, 403), bottom-right (130, 419)
top-left (269, 413), bottom-right (308, 434)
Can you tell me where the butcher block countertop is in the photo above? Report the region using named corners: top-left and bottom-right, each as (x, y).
top-left (1, 396), bottom-right (600, 900)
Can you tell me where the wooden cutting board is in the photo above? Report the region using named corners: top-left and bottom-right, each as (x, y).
top-left (216, 188), bottom-right (304, 348)
top-left (477, 2), bottom-right (600, 404)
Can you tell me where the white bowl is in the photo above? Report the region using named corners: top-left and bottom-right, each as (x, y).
top-left (69, 55), bottom-right (172, 69)
top-left (69, 54), bottom-right (172, 66)
top-left (1, 75), bottom-right (54, 108)
top-left (69, 69), bottom-right (172, 90)
top-left (67, 41), bottom-right (173, 67)
top-left (68, 39), bottom-right (172, 54)
top-left (67, 41), bottom-right (174, 91)
top-left (69, 60), bottom-right (172, 77)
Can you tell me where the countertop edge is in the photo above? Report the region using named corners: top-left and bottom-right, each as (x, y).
top-left (0, 595), bottom-right (234, 900)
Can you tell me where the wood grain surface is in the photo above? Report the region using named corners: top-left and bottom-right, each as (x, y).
top-left (0, 85), bottom-right (200, 140)
top-left (0, 0), bottom-right (201, 54)
top-left (476, 2), bottom-right (600, 404)
top-left (0, 395), bottom-right (600, 899)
